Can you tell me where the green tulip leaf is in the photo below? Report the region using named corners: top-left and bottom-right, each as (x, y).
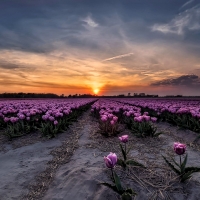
top-left (120, 144), bottom-right (127, 161)
top-left (126, 147), bottom-right (131, 156)
top-left (184, 167), bottom-right (200, 173)
top-left (125, 188), bottom-right (137, 195)
top-left (126, 160), bottom-right (145, 168)
top-left (122, 192), bottom-right (133, 200)
top-left (171, 157), bottom-right (180, 168)
top-left (162, 155), bottom-right (180, 175)
top-left (100, 182), bottom-right (119, 194)
top-left (113, 171), bottom-right (123, 193)
top-left (181, 171), bottom-right (194, 182)
top-left (181, 154), bottom-right (188, 172)
top-left (117, 158), bottom-right (126, 168)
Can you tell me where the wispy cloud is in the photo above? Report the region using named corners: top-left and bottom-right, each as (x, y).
top-left (102, 53), bottom-right (134, 62)
top-left (152, 5), bottom-right (200, 35)
top-left (82, 16), bottom-right (98, 27)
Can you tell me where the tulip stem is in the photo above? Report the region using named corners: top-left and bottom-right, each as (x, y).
top-left (111, 168), bottom-right (114, 181)
top-left (125, 143), bottom-right (126, 154)
top-left (179, 155), bottom-right (182, 169)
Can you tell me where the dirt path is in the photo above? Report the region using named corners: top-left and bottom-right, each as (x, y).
top-left (43, 111), bottom-right (118, 200)
top-left (0, 135), bottom-right (63, 200)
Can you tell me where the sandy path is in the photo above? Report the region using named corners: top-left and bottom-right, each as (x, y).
top-left (0, 138), bottom-right (62, 200)
top-left (43, 112), bottom-right (117, 200)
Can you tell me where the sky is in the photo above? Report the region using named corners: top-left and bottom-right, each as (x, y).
top-left (0, 0), bottom-right (200, 96)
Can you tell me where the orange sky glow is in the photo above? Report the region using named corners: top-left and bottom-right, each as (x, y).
top-left (1, 1), bottom-right (200, 96)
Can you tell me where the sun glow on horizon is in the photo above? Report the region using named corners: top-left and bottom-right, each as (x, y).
top-left (93, 89), bottom-right (99, 95)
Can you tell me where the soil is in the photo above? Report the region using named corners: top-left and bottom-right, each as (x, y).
top-left (0, 111), bottom-right (200, 200)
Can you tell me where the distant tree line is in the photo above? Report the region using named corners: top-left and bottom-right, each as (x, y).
top-left (0, 93), bottom-right (98, 98)
top-left (0, 93), bottom-right (60, 98)
top-left (67, 94), bottom-right (96, 98)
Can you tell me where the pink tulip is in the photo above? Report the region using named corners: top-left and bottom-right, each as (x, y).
top-left (104, 152), bottom-right (117, 168)
top-left (113, 116), bottom-right (118, 122)
top-left (174, 142), bottom-right (186, 155)
top-left (110, 120), bottom-right (115, 125)
top-left (54, 120), bottom-right (58, 125)
top-left (151, 117), bottom-right (157, 123)
top-left (119, 135), bottom-right (129, 143)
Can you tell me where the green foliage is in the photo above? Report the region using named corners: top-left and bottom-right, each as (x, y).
top-left (4, 121), bottom-right (31, 140)
top-left (117, 143), bottom-right (145, 169)
top-left (0, 118), bottom-right (6, 130)
top-left (39, 122), bottom-right (59, 138)
top-left (117, 158), bottom-right (145, 169)
top-left (101, 170), bottom-right (136, 199)
top-left (160, 112), bottom-right (200, 135)
top-left (162, 154), bottom-right (200, 182)
top-left (126, 160), bottom-right (145, 168)
top-left (39, 115), bottom-right (75, 138)
top-left (122, 192), bottom-right (134, 200)
top-left (129, 121), bottom-right (162, 138)
top-left (120, 144), bottom-right (127, 161)
top-left (162, 155), bottom-right (180, 175)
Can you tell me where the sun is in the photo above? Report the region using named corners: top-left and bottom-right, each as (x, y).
top-left (93, 89), bottom-right (99, 95)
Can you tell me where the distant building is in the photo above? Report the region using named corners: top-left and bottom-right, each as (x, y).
top-left (166, 95), bottom-right (175, 97)
top-left (146, 94), bottom-right (159, 97)
top-left (118, 94), bottom-right (125, 97)
top-left (139, 93), bottom-right (145, 96)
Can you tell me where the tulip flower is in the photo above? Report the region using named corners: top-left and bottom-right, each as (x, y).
top-left (151, 117), bottom-right (157, 123)
top-left (110, 120), bottom-right (115, 125)
top-left (119, 135), bottom-right (129, 143)
top-left (54, 120), bottom-right (58, 125)
top-left (104, 152), bottom-right (117, 169)
top-left (174, 142), bottom-right (186, 155)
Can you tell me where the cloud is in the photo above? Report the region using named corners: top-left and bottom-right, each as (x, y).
top-left (151, 5), bottom-right (200, 35)
top-left (0, 60), bottom-right (20, 69)
top-left (102, 53), bottom-right (134, 62)
top-left (151, 74), bottom-right (200, 87)
top-left (82, 16), bottom-right (98, 27)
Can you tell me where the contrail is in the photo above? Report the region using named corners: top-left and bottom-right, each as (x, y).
top-left (103, 53), bottom-right (134, 62)
top-left (180, 0), bottom-right (194, 9)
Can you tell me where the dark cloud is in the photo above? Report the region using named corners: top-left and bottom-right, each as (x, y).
top-left (0, 61), bottom-right (20, 69)
top-left (0, 78), bottom-right (88, 89)
top-left (151, 74), bottom-right (200, 87)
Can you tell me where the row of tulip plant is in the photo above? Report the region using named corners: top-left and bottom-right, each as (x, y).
top-left (115, 98), bottom-right (200, 138)
top-left (0, 99), bottom-right (97, 139)
top-left (91, 99), bottom-right (161, 137)
top-left (102, 135), bottom-right (200, 199)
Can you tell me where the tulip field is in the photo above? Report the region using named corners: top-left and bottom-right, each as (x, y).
top-left (1, 98), bottom-right (200, 200)
top-left (116, 98), bottom-right (200, 136)
top-left (0, 98), bottom-right (96, 139)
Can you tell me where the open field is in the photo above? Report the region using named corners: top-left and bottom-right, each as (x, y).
top-left (0, 98), bottom-right (200, 200)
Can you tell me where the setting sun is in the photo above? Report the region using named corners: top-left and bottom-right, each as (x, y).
top-left (93, 89), bottom-right (99, 95)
